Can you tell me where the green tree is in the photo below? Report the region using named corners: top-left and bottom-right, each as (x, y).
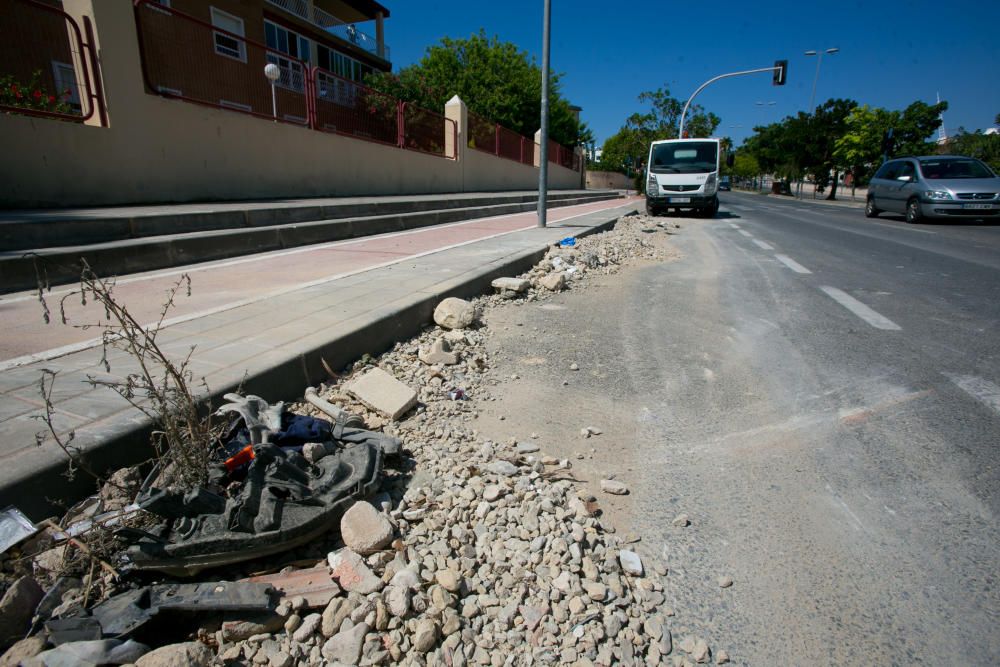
top-left (596, 85), bottom-right (720, 180)
top-left (945, 129), bottom-right (1000, 172)
top-left (730, 152), bottom-right (760, 182)
top-left (833, 100), bottom-right (947, 189)
top-left (365, 30), bottom-right (587, 146)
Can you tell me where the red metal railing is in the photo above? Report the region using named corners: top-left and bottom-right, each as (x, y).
top-left (467, 111), bottom-right (534, 166)
top-left (402, 103), bottom-right (456, 158)
top-left (468, 110), bottom-right (579, 170)
top-left (312, 67), bottom-right (398, 146)
top-left (467, 111), bottom-right (497, 154)
top-left (548, 138), bottom-right (580, 171)
top-left (133, 0), bottom-right (310, 125)
top-left (0, 0), bottom-right (107, 125)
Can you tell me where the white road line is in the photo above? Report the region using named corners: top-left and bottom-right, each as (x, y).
top-left (775, 254), bottom-right (812, 274)
top-left (944, 374), bottom-right (1000, 416)
top-left (753, 240), bottom-right (774, 250)
top-left (819, 286), bottom-right (901, 331)
top-left (738, 230), bottom-right (753, 238)
top-left (730, 223), bottom-right (740, 229)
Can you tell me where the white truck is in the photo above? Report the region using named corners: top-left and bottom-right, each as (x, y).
top-left (645, 138), bottom-right (723, 218)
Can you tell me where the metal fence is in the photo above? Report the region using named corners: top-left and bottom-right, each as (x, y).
top-left (548, 139), bottom-right (581, 171)
top-left (468, 110), bottom-right (578, 170)
top-left (467, 111), bottom-right (535, 166)
top-left (0, 0), bottom-right (106, 124)
top-left (133, 1), bottom-right (454, 158)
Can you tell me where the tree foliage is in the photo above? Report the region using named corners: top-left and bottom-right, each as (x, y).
top-left (741, 98), bottom-right (947, 198)
top-left (364, 30), bottom-right (589, 147)
top-left (832, 100), bottom-right (947, 186)
top-left (596, 85), bottom-right (720, 174)
top-left (945, 128), bottom-right (1000, 172)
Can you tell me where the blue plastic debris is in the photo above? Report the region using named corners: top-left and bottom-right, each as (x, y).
top-left (559, 237), bottom-right (576, 247)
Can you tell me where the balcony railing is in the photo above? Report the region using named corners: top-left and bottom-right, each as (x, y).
top-left (265, 0), bottom-right (389, 61)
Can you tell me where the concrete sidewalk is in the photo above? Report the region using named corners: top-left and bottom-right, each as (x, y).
top-left (0, 198), bottom-right (639, 519)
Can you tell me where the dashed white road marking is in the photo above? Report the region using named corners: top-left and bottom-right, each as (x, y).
top-left (738, 230), bottom-right (753, 238)
top-left (775, 254), bottom-right (812, 274)
top-left (753, 239), bottom-right (774, 250)
top-left (944, 374), bottom-right (1000, 416)
top-left (819, 286), bottom-right (901, 330)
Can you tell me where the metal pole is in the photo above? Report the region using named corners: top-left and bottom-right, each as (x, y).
top-left (270, 82), bottom-right (277, 122)
top-left (678, 66), bottom-right (779, 138)
top-left (807, 51), bottom-right (823, 112)
top-left (537, 0), bottom-right (551, 228)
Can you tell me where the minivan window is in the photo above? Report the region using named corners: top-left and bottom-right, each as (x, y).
top-left (897, 162), bottom-right (915, 181)
top-left (918, 158), bottom-right (995, 180)
top-left (875, 161), bottom-right (900, 180)
top-left (650, 141), bottom-right (717, 174)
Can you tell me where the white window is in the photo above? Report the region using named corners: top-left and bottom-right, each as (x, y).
top-left (210, 7), bottom-right (246, 62)
top-left (264, 20), bottom-right (309, 92)
top-left (50, 61), bottom-right (81, 112)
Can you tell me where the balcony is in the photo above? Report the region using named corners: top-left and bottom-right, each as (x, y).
top-left (265, 0), bottom-right (389, 61)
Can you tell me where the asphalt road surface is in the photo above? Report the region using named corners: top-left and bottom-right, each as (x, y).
top-left (483, 192), bottom-right (1000, 664)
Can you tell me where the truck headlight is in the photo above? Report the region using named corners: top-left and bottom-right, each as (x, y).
top-left (923, 190), bottom-right (952, 200)
top-left (704, 173), bottom-right (717, 194)
top-left (647, 174), bottom-right (657, 192)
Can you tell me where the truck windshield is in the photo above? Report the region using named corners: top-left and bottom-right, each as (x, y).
top-left (650, 142), bottom-right (717, 174)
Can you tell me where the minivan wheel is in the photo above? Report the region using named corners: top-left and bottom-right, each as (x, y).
top-left (906, 198), bottom-right (923, 224)
top-left (865, 197), bottom-right (880, 218)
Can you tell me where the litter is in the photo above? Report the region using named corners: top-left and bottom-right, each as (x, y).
top-left (117, 393), bottom-right (400, 576)
top-left (0, 505), bottom-right (38, 553)
top-left (447, 388), bottom-right (467, 401)
top-left (559, 237), bottom-right (576, 247)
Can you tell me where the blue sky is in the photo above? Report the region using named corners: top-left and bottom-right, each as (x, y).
top-left (377, 0), bottom-right (1000, 147)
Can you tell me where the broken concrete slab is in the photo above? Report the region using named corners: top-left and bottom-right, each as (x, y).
top-left (345, 368), bottom-right (417, 421)
top-left (491, 277), bottom-right (530, 293)
top-left (538, 272), bottom-right (566, 291)
top-left (327, 549), bottom-right (383, 594)
top-left (418, 339), bottom-right (458, 366)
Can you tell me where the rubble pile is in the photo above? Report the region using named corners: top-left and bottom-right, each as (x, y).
top-left (1, 216), bottom-right (729, 665)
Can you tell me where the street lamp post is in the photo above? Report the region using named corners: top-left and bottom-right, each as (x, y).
top-left (802, 48), bottom-right (838, 198)
top-left (537, 0), bottom-right (552, 228)
top-left (805, 47), bottom-right (838, 113)
top-left (264, 63), bottom-right (280, 121)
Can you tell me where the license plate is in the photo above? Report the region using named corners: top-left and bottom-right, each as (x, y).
top-left (963, 203), bottom-right (994, 209)
top-left (670, 197), bottom-right (691, 203)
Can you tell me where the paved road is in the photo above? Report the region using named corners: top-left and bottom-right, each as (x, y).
top-left (485, 192), bottom-right (1000, 664)
top-left (637, 192), bottom-right (1000, 664)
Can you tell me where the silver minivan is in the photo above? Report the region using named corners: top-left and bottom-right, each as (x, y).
top-left (866, 155), bottom-right (1000, 223)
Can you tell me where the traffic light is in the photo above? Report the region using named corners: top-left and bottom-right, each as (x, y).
top-left (772, 60), bottom-right (788, 86)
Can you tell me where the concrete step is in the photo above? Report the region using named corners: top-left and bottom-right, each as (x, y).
top-left (1, 191), bottom-right (620, 293)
